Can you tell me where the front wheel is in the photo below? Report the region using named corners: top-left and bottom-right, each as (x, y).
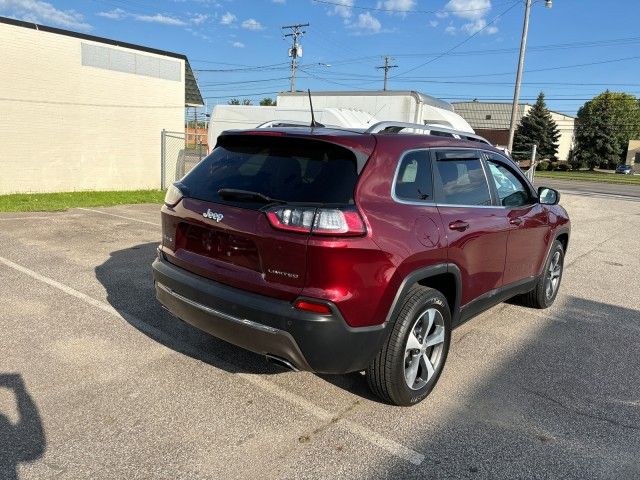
top-left (366, 286), bottom-right (451, 406)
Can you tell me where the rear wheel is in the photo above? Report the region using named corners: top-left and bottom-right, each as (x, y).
top-left (519, 240), bottom-right (565, 309)
top-left (366, 286), bottom-right (451, 406)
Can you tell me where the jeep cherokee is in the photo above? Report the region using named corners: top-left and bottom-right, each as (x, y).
top-left (152, 124), bottom-right (570, 406)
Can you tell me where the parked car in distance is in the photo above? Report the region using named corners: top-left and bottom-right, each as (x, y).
top-left (152, 122), bottom-right (570, 406)
top-left (615, 164), bottom-right (635, 175)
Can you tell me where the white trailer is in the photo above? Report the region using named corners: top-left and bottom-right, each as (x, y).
top-left (276, 90), bottom-right (474, 133)
top-left (207, 105), bottom-right (377, 149)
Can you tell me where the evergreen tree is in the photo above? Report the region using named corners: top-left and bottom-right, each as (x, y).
top-left (513, 92), bottom-right (561, 159)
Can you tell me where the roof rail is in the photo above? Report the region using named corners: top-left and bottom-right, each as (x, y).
top-left (256, 120), bottom-right (312, 128)
top-left (365, 121), bottom-right (492, 145)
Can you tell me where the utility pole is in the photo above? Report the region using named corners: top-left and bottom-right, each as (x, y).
top-left (507, 0), bottom-right (552, 153)
top-left (376, 56), bottom-right (398, 91)
top-left (282, 23), bottom-right (309, 92)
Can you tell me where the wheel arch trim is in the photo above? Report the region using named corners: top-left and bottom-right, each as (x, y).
top-left (383, 263), bottom-right (462, 327)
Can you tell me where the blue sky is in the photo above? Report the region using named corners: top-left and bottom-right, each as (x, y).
top-left (1, 0), bottom-right (639, 115)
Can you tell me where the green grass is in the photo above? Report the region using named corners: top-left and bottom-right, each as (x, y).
top-left (0, 190), bottom-right (165, 212)
top-left (535, 170), bottom-right (640, 185)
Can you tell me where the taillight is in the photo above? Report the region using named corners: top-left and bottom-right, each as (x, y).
top-left (265, 207), bottom-right (365, 236)
top-left (164, 183), bottom-right (183, 207)
top-left (293, 299), bottom-right (332, 314)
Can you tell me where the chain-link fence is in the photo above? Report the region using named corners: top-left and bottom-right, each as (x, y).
top-left (160, 130), bottom-right (208, 189)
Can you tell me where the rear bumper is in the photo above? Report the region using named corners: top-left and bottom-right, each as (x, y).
top-left (152, 253), bottom-right (387, 374)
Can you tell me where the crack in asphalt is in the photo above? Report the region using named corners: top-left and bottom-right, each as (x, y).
top-left (520, 386), bottom-right (640, 432)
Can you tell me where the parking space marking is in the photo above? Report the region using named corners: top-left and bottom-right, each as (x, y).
top-left (77, 207), bottom-right (161, 226)
top-left (0, 254), bottom-right (425, 466)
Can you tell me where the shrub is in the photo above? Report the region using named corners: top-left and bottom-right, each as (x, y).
top-left (549, 161), bottom-right (558, 171)
top-left (536, 160), bottom-right (550, 171)
top-left (556, 163), bottom-right (572, 171)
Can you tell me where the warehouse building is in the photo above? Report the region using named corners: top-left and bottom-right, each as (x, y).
top-left (452, 101), bottom-right (575, 161)
top-left (0, 16), bottom-right (203, 194)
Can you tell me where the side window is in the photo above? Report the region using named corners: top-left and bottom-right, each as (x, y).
top-left (394, 150), bottom-right (433, 202)
top-left (434, 150), bottom-right (492, 206)
top-left (486, 157), bottom-right (531, 207)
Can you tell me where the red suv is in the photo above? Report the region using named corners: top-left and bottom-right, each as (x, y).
top-left (152, 124), bottom-right (570, 406)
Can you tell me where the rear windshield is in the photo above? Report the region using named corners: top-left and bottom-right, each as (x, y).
top-left (180, 136), bottom-right (359, 207)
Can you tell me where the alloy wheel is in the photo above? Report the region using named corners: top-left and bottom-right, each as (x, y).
top-left (404, 308), bottom-right (446, 391)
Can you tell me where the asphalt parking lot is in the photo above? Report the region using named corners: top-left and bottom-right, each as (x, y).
top-left (1, 191), bottom-right (639, 479)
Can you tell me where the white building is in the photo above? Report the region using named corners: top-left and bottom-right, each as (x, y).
top-left (0, 16), bottom-right (203, 194)
top-left (452, 101), bottom-right (575, 161)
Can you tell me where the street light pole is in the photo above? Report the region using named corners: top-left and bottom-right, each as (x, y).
top-left (507, 0), bottom-right (552, 153)
top-left (507, 0), bottom-right (532, 153)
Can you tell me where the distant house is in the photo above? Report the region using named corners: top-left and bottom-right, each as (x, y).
top-left (0, 16), bottom-right (203, 194)
top-left (452, 101), bottom-right (575, 161)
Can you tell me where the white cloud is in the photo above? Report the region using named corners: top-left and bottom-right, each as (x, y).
top-left (134, 13), bottom-right (186, 26)
top-left (376, 0), bottom-right (416, 16)
top-left (241, 18), bottom-right (263, 30)
top-left (272, 0), bottom-right (286, 3)
top-left (444, 0), bottom-right (497, 35)
top-left (98, 8), bottom-right (211, 28)
top-left (445, 25), bottom-right (456, 35)
top-left (190, 13), bottom-right (209, 25)
top-left (220, 11), bottom-right (236, 24)
top-left (328, 0), bottom-right (354, 19)
top-left (232, 41), bottom-right (245, 48)
top-left (98, 8), bottom-right (126, 20)
top-left (353, 11), bottom-right (381, 33)
top-left (428, 19), bottom-right (438, 27)
top-left (0, 0), bottom-right (91, 30)
top-left (445, 0), bottom-right (491, 20)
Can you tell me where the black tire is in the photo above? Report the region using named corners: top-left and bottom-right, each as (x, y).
top-left (366, 285), bottom-right (451, 406)
top-left (519, 240), bottom-right (565, 309)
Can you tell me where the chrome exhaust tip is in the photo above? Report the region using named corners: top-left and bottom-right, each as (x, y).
top-left (265, 354), bottom-right (298, 372)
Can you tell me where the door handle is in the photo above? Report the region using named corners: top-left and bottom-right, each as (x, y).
top-left (449, 220), bottom-right (470, 232)
top-left (509, 217), bottom-right (523, 226)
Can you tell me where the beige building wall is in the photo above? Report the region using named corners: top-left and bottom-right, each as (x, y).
top-left (549, 111), bottom-right (575, 162)
top-left (626, 140), bottom-right (640, 165)
top-left (0, 22), bottom-right (184, 194)
top-left (520, 106), bottom-right (574, 161)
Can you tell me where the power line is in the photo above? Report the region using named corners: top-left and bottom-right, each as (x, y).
top-left (392, 1), bottom-right (522, 78)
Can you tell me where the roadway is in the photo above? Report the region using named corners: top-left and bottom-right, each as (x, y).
top-left (535, 178), bottom-right (640, 200)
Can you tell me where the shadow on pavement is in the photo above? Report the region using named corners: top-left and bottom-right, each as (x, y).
top-left (95, 242), bottom-right (291, 376)
top-left (0, 374), bottom-right (46, 480)
top-left (379, 296), bottom-right (640, 479)
top-left (95, 242), bottom-right (381, 400)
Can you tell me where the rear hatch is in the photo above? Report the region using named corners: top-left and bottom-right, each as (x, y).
top-left (161, 132), bottom-right (370, 301)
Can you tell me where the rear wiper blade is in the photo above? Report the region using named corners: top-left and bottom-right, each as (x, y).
top-left (217, 188), bottom-right (287, 204)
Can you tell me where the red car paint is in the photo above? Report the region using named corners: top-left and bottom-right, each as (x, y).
top-left (159, 129), bottom-right (570, 328)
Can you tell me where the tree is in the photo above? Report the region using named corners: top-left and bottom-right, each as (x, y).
top-left (513, 92), bottom-right (560, 160)
top-left (574, 91), bottom-right (640, 169)
top-left (260, 98), bottom-right (276, 106)
top-left (228, 98), bottom-right (253, 106)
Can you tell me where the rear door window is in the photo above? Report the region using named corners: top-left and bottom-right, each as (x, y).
top-left (433, 150), bottom-right (492, 206)
top-left (180, 136), bottom-right (359, 207)
top-left (393, 150), bottom-right (433, 202)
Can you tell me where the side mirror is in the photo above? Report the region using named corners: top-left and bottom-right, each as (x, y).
top-left (538, 187), bottom-right (560, 205)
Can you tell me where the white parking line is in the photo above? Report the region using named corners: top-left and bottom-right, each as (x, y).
top-left (0, 254), bottom-right (425, 466)
top-left (77, 207), bottom-right (161, 226)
